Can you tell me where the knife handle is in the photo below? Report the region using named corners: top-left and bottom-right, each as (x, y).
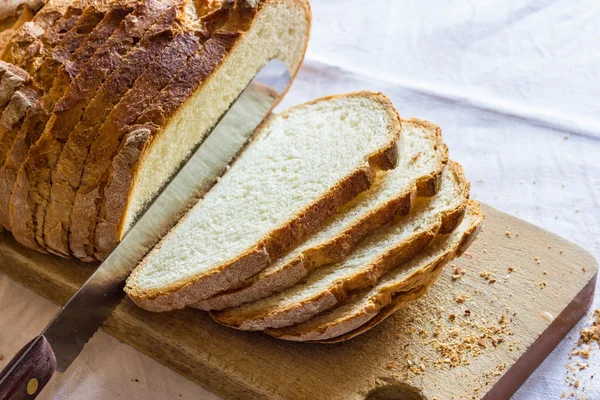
top-left (0, 335), bottom-right (56, 399)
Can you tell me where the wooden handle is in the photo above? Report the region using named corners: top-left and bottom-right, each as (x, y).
top-left (0, 336), bottom-right (56, 399)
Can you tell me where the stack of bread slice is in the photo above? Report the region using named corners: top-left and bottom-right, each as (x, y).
top-left (0, 0), bottom-right (311, 259)
top-left (124, 91), bottom-right (484, 342)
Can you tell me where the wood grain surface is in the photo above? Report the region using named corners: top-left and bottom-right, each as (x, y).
top-left (0, 203), bottom-right (597, 400)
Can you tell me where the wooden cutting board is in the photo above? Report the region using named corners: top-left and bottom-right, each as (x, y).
top-left (0, 203), bottom-right (597, 400)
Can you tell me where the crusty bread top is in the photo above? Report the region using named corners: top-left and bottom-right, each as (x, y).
top-left (125, 91), bottom-right (400, 310)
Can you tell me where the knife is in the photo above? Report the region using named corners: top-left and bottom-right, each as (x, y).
top-left (0, 59), bottom-right (290, 400)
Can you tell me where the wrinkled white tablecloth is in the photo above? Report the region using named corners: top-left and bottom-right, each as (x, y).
top-left (1, 0), bottom-right (599, 398)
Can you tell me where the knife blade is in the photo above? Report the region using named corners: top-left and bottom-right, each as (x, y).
top-left (0, 59), bottom-right (290, 399)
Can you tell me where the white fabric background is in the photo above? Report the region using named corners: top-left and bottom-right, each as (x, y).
top-left (1, 0), bottom-right (599, 398)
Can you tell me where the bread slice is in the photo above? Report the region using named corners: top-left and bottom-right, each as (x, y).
top-left (195, 119), bottom-right (448, 311)
top-left (125, 91), bottom-right (400, 312)
top-left (0, 4), bottom-right (131, 231)
top-left (9, 0), bottom-right (172, 251)
top-left (43, 1), bottom-right (212, 257)
top-left (63, 2), bottom-right (233, 260)
top-left (269, 200), bottom-right (484, 342)
top-left (211, 161), bottom-right (470, 330)
top-left (0, 90), bottom-right (45, 229)
top-left (83, 0), bottom-right (311, 261)
top-left (0, 84), bottom-right (40, 163)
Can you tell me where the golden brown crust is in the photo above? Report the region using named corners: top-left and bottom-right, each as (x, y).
top-left (9, 0), bottom-right (169, 251)
top-left (89, 3), bottom-right (260, 260)
top-left (2, 2), bottom-right (83, 76)
top-left (45, 5), bottom-right (133, 110)
top-left (0, 5), bottom-right (35, 52)
top-left (70, 3), bottom-right (236, 261)
top-left (35, 5), bottom-right (105, 93)
top-left (194, 118), bottom-right (446, 311)
top-left (43, 2), bottom-right (190, 257)
top-left (268, 201), bottom-right (484, 342)
top-left (0, 62), bottom-right (28, 108)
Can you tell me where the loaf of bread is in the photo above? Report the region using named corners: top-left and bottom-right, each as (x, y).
top-left (0, 0), bottom-right (310, 259)
top-left (0, 0), bottom-right (484, 342)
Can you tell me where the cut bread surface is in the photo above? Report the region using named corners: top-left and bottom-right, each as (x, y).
top-left (269, 200), bottom-right (484, 342)
top-left (94, 0), bottom-right (311, 260)
top-left (211, 161), bottom-right (469, 331)
top-left (125, 91), bottom-right (400, 312)
top-left (195, 118), bottom-right (448, 311)
top-left (9, 0), bottom-right (171, 251)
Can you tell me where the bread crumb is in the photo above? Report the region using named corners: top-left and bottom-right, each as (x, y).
top-left (564, 135), bottom-right (569, 139)
top-left (505, 231), bottom-right (511, 238)
top-left (508, 266), bottom-right (515, 272)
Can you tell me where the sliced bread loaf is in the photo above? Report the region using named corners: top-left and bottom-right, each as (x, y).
top-left (211, 161), bottom-right (470, 330)
top-left (65, 2), bottom-right (230, 260)
top-left (268, 200), bottom-right (484, 342)
top-left (43, 0), bottom-right (207, 257)
top-left (125, 91), bottom-right (400, 312)
top-left (9, 0), bottom-right (172, 251)
top-left (84, 0), bottom-right (311, 260)
top-left (0, 4), bottom-right (131, 231)
top-left (195, 119), bottom-right (448, 311)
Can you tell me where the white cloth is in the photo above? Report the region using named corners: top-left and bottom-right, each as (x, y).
top-left (1, 0), bottom-right (599, 398)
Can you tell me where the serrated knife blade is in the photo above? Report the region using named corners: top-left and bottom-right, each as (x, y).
top-left (0, 59), bottom-right (290, 400)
